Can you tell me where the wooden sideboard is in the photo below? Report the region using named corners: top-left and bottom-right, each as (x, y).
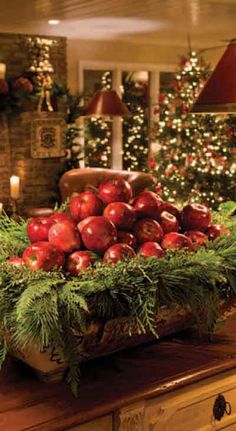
top-left (2, 313), bottom-right (236, 431)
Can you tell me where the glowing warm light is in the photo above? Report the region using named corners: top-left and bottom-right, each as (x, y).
top-left (10, 176), bottom-right (20, 200)
top-left (48, 19), bottom-right (60, 25)
top-left (46, 17), bottom-right (165, 39)
top-left (0, 63), bottom-right (6, 79)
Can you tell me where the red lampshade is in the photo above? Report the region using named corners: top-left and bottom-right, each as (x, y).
top-left (85, 90), bottom-right (130, 117)
top-left (191, 41), bottom-right (236, 113)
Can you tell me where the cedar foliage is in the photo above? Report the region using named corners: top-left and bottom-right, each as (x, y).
top-left (0, 203), bottom-right (236, 395)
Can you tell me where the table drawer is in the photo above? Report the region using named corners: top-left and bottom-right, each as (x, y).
top-left (67, 414), bottom-right (113, 431)
top-left (145, 369), bottom-right (236, 431)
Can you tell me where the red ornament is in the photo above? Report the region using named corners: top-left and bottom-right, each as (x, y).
top-left (158, 93), bottom-right (165, 103)
top-left (147, 157), bottom-right (157, 169)
top-left (226, 127), bottom-right (234, 138)
top-left (153, 107), bottom-right (160, 115)
top-left (155, 183), bottom-right (163, 196)
top-left (182, 104), bottom-right (190, 113)
top-left (172, 80), bottom-right (180, 90)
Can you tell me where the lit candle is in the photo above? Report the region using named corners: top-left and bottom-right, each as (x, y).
top-left (10, 176), bottom-right (20, 200)
top-left (0, 63), bottom-right (6, 79)
top-left (0, 203), bottom-right (3, 215)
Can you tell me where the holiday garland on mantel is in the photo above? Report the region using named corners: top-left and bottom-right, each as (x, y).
top-left (0, 202), bottom-right (236, 395)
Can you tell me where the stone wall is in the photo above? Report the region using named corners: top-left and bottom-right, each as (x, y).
top-left (0, 33), bottom-right (67, 213)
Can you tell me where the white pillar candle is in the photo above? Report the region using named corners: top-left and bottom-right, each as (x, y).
top-left (0, 203), bottom-right (3, 215)
top-left (0, 63), bottom-right (6, 79)
top-left (10, 176), bottom-right (20, 200)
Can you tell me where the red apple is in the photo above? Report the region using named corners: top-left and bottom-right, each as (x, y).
top-left (159, 211), bottom-right (179, 234)
top-left (117, 231), bottom-right (137, 249)
top-left (22, 241), bottom-right (64, 271)
top-left (77, 216), bottom-right (96, 234)
top-left (98, 178), bottom-right (132, 204)
top-left (133, 191), bottom-right (163, 220)
top-left (182, 204), bottom-right (211, 232)
top-left (158, 201), bottom-right (181, 222)
top-left (185, 230), bottom-right (208, 248)
top-left (162, 232), bottom-right (194, 251)
top-left (49, 212), bottom-right (75, 226)
top-left (70, 191), bottom-right (103, 221)
top-left (81, 216), bottom-right (117, 254)
top-left (27, 216), bottom-right (53, 242)
top-left (133, 218), bottom-right (164, 244)
top-left (54, 249), bottom-right (66, 267)
top-left (48, 221), bottom-right (82, 253)
top-left (7, 257), bottom-right (25, 268)
top-left (66, 251), bottom-right (99, 275)
top-left (103, 243), bottom-right (136, 264)
top-left (103, 202), bottom-right (136, 230)
top-left (138, 242), bottom-right (165, 259)
top-left (206, 224), bottom-right (230, 241)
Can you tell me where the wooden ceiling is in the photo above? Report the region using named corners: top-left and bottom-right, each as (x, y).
top-left (0, 0), bottom-right (235, 47)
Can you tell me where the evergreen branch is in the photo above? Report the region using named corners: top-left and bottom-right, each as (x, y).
top-left (0, 213), bottom-right (29, 260)
top-left (0, 337), bottom-right (8, 369)
top-left (0, 212), bottom-right (236, 395)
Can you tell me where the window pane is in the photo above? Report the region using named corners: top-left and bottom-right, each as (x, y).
top-left (83, 70), bottom-right (113, 168)
top-left (160, 71), bottom-right (175, 92)
top-left (122, 71), bottom-right (149, 171)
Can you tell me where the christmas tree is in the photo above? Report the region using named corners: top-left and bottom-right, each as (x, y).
top-left (84, 71), bottom-right (112, 168)
top-left (151, 51), bottom-right (236, 208)
top-left (65, 125), bottom-right (84, 170)
top-left (84, 71), bottom-right (149, 170)
top-left (122, 72), bottom-right (149, 171)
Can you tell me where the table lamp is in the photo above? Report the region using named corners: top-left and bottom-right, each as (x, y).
top-left (85, 89), bottom-right (130, 169)
top-left (191, 40), bottom-right (236, 113)
top-left (85, 89), bottom-right (130, 117)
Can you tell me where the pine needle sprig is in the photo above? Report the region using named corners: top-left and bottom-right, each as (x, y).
top-left (0, 213), bottom-right (29, 260)
top-left (0, 207), bottom-right (236, 395)
top-left (13, 288), bottom-right (61, 348)
top-left (0, 337), bottom-right (8, 369)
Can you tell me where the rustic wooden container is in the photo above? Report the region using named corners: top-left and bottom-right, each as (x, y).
top-left (9, 300), bottom-right (236, 383)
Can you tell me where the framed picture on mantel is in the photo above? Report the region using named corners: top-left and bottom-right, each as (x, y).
top-left (23, 112), bottom-right (66, 159)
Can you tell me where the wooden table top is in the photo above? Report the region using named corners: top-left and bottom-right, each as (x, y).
top-left (1, 312), bottom-right (236, 431)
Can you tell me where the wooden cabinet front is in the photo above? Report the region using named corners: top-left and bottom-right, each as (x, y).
top-left (144, 369), bottom-right (236, 431)
top-left (67, 415), bottom-right (113, 431)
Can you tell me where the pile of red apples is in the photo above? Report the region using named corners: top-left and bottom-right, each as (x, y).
top-left (8, 178), bottom-right (229, 275)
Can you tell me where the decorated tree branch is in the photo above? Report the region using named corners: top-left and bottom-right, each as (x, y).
top-left (84, 71), bottom-right (112, 168)
top-left (84, 71), bottom-right (149, 170)
top-left (122, 72), bottom-right (149, 171)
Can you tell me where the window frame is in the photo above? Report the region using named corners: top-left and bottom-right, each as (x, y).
top-left (78, 61), bottom-right (176, 168)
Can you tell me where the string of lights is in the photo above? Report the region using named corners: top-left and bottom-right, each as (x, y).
top-left (151, 51), bottom-right (236, 208)
top-left (85, 71), bottom-right (149, 170)
top-left (85, 71), bottom-right (112, 168)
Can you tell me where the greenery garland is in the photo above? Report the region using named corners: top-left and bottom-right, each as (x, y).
top-left (0, 202), bottom-right (236, 395)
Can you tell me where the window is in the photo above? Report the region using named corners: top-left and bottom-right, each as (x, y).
top-left (78, 61), bottom-right (175, 170)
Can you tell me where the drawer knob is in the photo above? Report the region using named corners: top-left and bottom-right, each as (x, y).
top-left (213, 394), bottom-right (232, 421)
